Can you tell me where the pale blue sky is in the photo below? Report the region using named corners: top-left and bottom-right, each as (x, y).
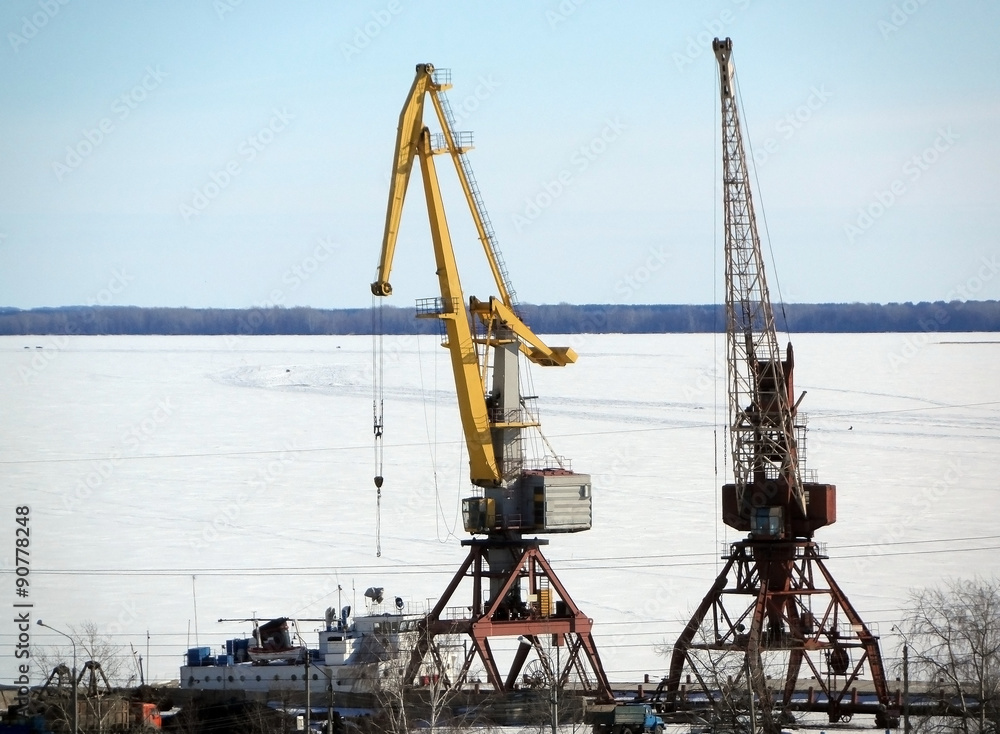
top-left (1, 1), bottom-right (998, 309)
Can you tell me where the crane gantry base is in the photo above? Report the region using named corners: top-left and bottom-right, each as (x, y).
top-left (404, 538), bottom-right (614, 703)
top-left (658, 539), bottom-right (897, 732)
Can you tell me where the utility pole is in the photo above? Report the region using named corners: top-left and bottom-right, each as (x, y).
top-left (38, 620), bottom-right (77, 734)
top-left (304, 649), bottom-right (310, 733)
top-left (550, 640), bottom-right (559, 734)
top-left (893, 624), bottom-right (911, 734)
top-left (902, 642), bottom-right (910, 734)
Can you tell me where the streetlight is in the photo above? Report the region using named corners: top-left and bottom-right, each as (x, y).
top-left (37, 620), bottom-right (78, 734)
top-left (892, 625), bottom-right (910, 734)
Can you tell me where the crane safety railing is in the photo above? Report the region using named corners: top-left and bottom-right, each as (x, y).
top-left (523, 456), bottom-right (573, 472)
top-left (430, 130), bottom-right (473, 153)
top-left (488, 406), bottom-right (540, 427)
top-left (415, 296), bottom-right (460, 317)
top-left (439, 604), bottom-right (472, 622)
top-left (496, 454), bottom-right (575, 478)
top-left (430, 67), bottom-right (451, 87)
top-left (499, 448), bottom-right (525, 481)
top-left (794, 413), bottom-right (819, 482)
top-left (415, 296), bottom-right (461, 347)
top-left (721, 540), bottom-right (829, 559)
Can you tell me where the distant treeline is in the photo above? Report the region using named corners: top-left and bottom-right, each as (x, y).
top-left (0, 301), bottom-right (998, 336)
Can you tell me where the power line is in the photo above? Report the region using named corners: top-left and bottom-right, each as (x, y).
top-left (821, 400), bottom-right (1000, 420)
top-left (0, 443), bottom-right (370, 465)
top-left (6, 605), bottom-right (936, 641)
top-left (9, 540), bottom-right (997, 577)
top-left (3, 399), bottom-right (996, 466)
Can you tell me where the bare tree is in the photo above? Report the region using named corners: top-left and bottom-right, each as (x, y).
top-left (363, 628), bottom-right (409, 734)
top-left (370, 626), bottom-right (476, 734)
top-left (654, 630), bottom-right (789, 734)
top-left (904, 577), bottom-right (1000, 734)
top-left (169, 700), bottom-right (203, 734)
top-left (36, 621), bottom-right (128, 686)
top-left (32, 664), bottom-right (75, 734)
top-left (33, 620), bottom-right (130, 733)
top-left (72, 621), bottom-right (128, 685)
top-left (240, 698), bottom-right (287, 734)
top-left (514, 639), bottom-right (591, 734)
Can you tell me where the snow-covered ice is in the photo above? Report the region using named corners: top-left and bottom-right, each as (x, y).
top-left (1, 332), bottom-right (997, 689)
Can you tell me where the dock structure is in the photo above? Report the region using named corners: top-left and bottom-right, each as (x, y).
top-left (3, 676), bottom-right (976, 733)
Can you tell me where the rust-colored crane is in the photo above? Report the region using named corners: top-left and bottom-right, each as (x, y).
top-left (371, 63), bottom-right (612, 701)
top-left (656, 39), bottom-right (898, 731)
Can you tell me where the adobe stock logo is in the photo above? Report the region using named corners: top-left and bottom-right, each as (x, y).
top-left (843, 127), bottom-right (959, 244)
top-left (7, 0), bottom-right (70, 53)
top-left (615, 246), bottom-right (671, 299)
top-left (878, 0), bottom-right (933, 40)
top-left (752, 85), bottom-right (833, 167)
top-left (341, 1), bottom-right (403, 61)
top-left (52, 66), bottom-right (168, 181)
top-left (179, 108), bottom-right (294, 221)
top-left (512, 117), bottom-right (626, 232)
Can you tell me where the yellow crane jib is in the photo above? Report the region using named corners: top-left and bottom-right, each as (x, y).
top-left (469, 297), bottom-right (577, 367)
top-left (371, 63), bottom-right (515, 309)
top-left (371, 63), bottom-right (591, 535)
top-left (371, 64), bottom-right (442, 298)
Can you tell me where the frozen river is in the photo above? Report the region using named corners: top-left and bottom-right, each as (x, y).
top-left (1, 332), bottom-right (998, 690)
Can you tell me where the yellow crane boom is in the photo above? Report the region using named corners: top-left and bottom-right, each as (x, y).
top-left (372, 63), bottom-right (515, 308)
top-left (371, 63), bottom-right (577, 491)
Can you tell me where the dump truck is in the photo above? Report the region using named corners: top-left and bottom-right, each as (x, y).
top-left (589, 703), bottom-right (665, 734)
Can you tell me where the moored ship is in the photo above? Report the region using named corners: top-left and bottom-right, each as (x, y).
top-left (179, 588), bottom-right (451, 694)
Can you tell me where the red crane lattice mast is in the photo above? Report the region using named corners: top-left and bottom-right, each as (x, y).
top-left (657, 38), bottom-right (898, 732)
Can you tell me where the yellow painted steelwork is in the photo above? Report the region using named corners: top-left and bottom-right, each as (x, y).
top-left (371, 63), bottom-right (574, 488)
top-left (372, 63), bottom-right (511, 306)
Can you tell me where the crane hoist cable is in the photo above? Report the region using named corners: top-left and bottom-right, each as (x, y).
top-left (371, 294), bottom-right (385, 557)
top-left (415, 328), bottom-right (456, 543)
top-left (713, 58), bottom-right (724, 559)
top-left (520, 394), bottom-right (564, 470)
top-left (733, 64), bottom-right (791, 338)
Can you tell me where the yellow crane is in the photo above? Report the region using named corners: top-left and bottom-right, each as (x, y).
top-left (371, 63), bottom-right (611, 700)
top-left (371, 63), bottom-right (589, 535)
top-left (372, 63), bottom-right (576, 489)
